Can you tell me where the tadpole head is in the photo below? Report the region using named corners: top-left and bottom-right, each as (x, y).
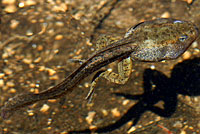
top-left (162, 19), bottom-right (199, 60)
top-left (127, 18), bottom-right (199, 61)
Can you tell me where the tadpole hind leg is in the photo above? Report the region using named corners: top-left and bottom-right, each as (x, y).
top-left (85, 70), bottom-right (106, 103)
top-left (86, 35), bottom-right (133, 102)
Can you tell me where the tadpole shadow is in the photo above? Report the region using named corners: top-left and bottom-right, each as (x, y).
top-left (69, 58), bottom-right (200, 133)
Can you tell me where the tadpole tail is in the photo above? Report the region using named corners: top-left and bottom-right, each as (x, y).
top-left (1, 93), bottom-right (40, 119)
top-left (0, 72), bottom-right (81, 119)
top-left (1, 83), bottom-right (75, 119)
top-left (1, 38), bottom-right (133, 119)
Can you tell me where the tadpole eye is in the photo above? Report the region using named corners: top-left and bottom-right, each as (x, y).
top-left (173, 20), bottom-right (184, 24)
top-left (179, 35), bottom-right (188, 42)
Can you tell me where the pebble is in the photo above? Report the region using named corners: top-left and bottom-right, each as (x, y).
top-left (48, 99), bottom-right (57, 103)
top-left (127, 126), bottom-right (136, 133)
top-left (34, 89), bottom-right (39, 94)
top-left (2, 0), bottom-right (16, 5)
top-left (127, 121), bottom-right (133, 127)
top-left (89, 125), bottom-right (97, 131)
top-left (56, 3), bottom-right (68, 12)
top-left (155, 116), bottom-right (161, 121)
top-left (29, 83), bottom-right (36, 88)
top-left (86, 38), bottom-right (92, 46)
top-left (27, 110), bottom-right (34, 116)
top-left (192, 41), bottom-right (198, 48)
top-left (111, 108), bottom-right (121, 117)
top-left (86, 111), bottom-right (96, 124)
top-left (101, 109), bottom-right (108, 116)
top-left (184, 0), bottom-right (193, 4)
top-left (60, 131), bottom-right (67, 134)
top-left (47, 118), bottom-right (52, 125)
top-left (0, 79), bottom-right (5, 87)
top-left (23, 58), bottom-right (32, 64)
top-left (26, 29), bottom-right (33, 36)
top-left (2, 128), bottom-right (8, 133)
top-left (47, 127), bottom-right (52, 130)
top-left (53, 49), bottom-right (59, 54)
top-left (49, 75), bottom-right (59, 80)
top-left (4, 5), bottom-right (17, 13)
top-left (194, 48), bottom-right (200, 55)
top-left (122, 99), bottom-right (130, 105)
top-left (35, 84), bottom-right (40, 88)
top-left (55, 21), bottom-right (64, 27)
top-left (182, 51), bottom-right (191, 60)
top-left (29, 64), bottom-right (35, 69)
top-left (46, 68), bottom-right (56, 76)
top-left (9, 88), bottom-right (16, 93)
top-left (3, 68), bottom-right (13, 75)
top-left (10, 19), bottom-right (19, 29)
top-left (39, 66), bottom-right (45, 71)
top-left (75, 49), bottom-right (82, 55)
top-left (40, 104), bottom-right (50, 113)
top-left (173, 121), bottom-right (183, 128)
top-left (180, 130), bottom-right (186, 134)
top-left (161, 11), bottom-right (170, 18)
top-left (73, 11), bottom-right (84, 20)
top-left (29, 88), bottom-right (35, 93)
top-left (55, 34), bottom-right (63, 40)
top-left (37, 45), bottom-right (44, 51)
top-left (52, 5), bottom-right (63, 12)
top-left (34, 57), bottom-right (41, 63)
top-left (30, 19), bottom-right (37, 23)
top-left (150, 65), bottom-right (155, 70)
top-left (2, 53), bottom-right (9, 59)
top-left (84, 82), bottom-right (89, 88)
top-left (18, 2), bottom-right (25, 8)
top-left (25, 0), bottom-right (37, 6)
top-left (6, 81), bottom-right (15, 87)
top-left (0, 73), bottom-right (5, 78)
top-left (188, 126), bottom-right (194, 130)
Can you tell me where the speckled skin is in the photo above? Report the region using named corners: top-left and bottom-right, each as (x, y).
top-left (125, 18), bottom-right (199, 61)
top-left (1, 18), bottom-right (199, 119)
